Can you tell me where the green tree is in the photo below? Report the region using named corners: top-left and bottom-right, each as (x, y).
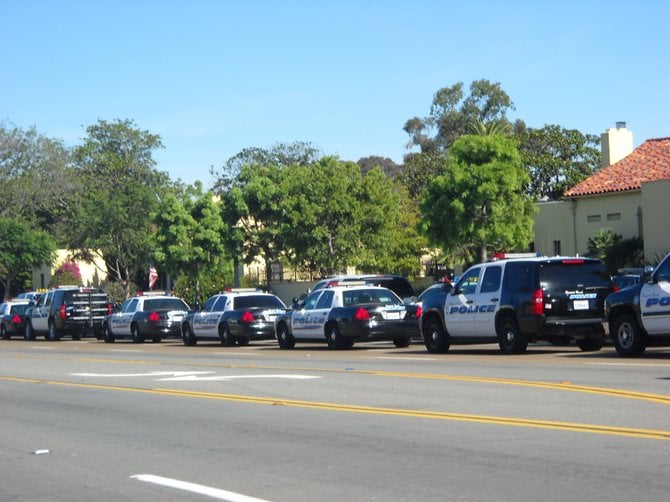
top-left (356, 156), bottom-right (401, 178)
top-left (404, 79), bottom-right (518, 154)
top-left (68, 119), bottom-right (167, 298)
top-left (517, 124), bottom-right (600, 200)
top-left (0, 218), bottom-right (55, 297)
top-left (153, 185), bottom-right (229, 305)
top-left (0, 122), bottom-right (74, 232)
top-left (420, 135), bottom-right (535, 264)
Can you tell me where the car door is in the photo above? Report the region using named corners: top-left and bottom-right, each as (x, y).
top-left (640, 255), bottom-right (670, 335)
top-left (291, 290), bottom-right (329, 339)
top-left (473, 264), bottom-right (502, 337)
top-left (32, 291), bottom-right (53, 333)
top-left (112, 298), bottom-right (138, 336)
top-left (445, 266), bottom-right (481, 337)
top-left (193, 295), bottom-right (223, 338)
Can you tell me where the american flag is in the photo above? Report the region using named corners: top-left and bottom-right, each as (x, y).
top-left (149, 266), bottom-right (158, 289)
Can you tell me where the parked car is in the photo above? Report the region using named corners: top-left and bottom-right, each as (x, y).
top-left (420, 256), bottom-right (614, 354)
top-left (0, 299), bottom-right (32, 339)
top-left (25, 286), bottom-right (110, 341)
top-left (102, 292), bottom-right (190, 343)
top-left (612, 266), bottom-right (654, 290)
top-left (181, 289), bottom-right (287, 346)
top-left (275, 282), bottom-right (421, 349)
top-left (311, 274), bottom-right (416, 303)
top-left (606, 253), bottom-right (670, 356)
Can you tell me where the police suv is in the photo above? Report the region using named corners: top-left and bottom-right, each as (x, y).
top-left (605, 252), bottom-right (670, 356)
top-left (181, 289), bottom-right (287, 346)
top-left (419, 254), bottom-right (614, 354)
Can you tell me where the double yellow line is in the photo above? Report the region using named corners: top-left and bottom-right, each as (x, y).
top-left (2, 375), bottom-right (669, 441)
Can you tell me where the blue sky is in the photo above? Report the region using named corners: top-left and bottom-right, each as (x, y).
top-left (2, 0), bottom-right (668, 186)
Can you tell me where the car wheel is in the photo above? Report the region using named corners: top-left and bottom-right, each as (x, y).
top-left (182, 324), bottom-right (197, 346)
top-left (325, 323), bottom-right (349, 349)
top-left (24, 322), bottom-right (35, 340)
top-left (1, 325), bottom-right (9, 340)
top-left (219, 324), bottom-right (235, 347)
top-left (496, 316), bottom-right (527, 354)
top-left (611, 312), bottom-right (647, 357)
top-left (47, 321), bottom-right (61, 341)
top-left (71, 333), bottom-right (81, 341)
top-left (237, 336), bottom-right (250, 346)
top-left (393, 336), bottom-right (411, 348)
top-left (103, 323), bottom-right (115, 343)
top-left (152, 336), bottom-right (162, 343)
top-left (276, 323), bottom-right (295, 349)
top-left (423, 317), bottom-right (449, 353)
top-left (131, 324), bottom-right (144, 344)
top-left (576, 336), bottom-right (604, 352)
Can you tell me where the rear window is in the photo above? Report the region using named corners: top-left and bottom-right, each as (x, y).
top-left (10, 304), bottom-right (30, 314)
top-left (144, 298), bottom-right (190, 311)
top-left (540, 261), bottom-right (612, 291)
top-left (343, 288), bottom-right (401, 306)
top-left (233, 295), bottom-right (286, 310)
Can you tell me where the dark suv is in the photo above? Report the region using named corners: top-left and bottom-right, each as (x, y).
top-left (311, 275), bottom-right (416, 303)
top-left (420, 256), bottom-right (614, 354)
top-left (25, 286), bottom-right (110, 341)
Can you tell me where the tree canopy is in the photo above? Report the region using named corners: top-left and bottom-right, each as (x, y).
top-left (420, 134), bottom-right (535, 263)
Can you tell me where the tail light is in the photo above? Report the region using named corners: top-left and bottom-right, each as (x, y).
top-left (354, 307), bottom-right (370, 321)
top-left (613, 285), bottom-right (620, 293)
top-left (241, 311), bottom-right (255, 323)
top-left (11, 314), bottom-right (21, 325)
top-left (59, 304), bottom-right (67, 320)
top-left (148, 311), bottom-right (161, 322)
top-left (107, 303), bottom-right (113, 315)
top-left (532, 288), bottom-right (544, 315)
top-left (415, 305), bottom-right (422, 318)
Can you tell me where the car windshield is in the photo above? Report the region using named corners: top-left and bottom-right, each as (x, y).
top-left (343, 288), bottom-right (401, 306)
top-left (144, 298), bottom-right (190, 311)
top-left (9, 304), bottom-right (30, 314)
top-left (233, 295), bottom-right (286, 309)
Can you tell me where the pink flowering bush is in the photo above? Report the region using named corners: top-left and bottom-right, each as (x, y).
top-left (49, 261), bottom-right (83, 287)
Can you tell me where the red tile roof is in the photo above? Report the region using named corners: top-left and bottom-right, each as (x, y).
top-left (564, 137), bottom-right (670, 197)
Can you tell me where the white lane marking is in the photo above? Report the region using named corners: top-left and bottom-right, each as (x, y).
top-left (110, 349), bottom-right (144, 353)
top-left (157, 374), bottom-right (321, 382)
top-left (30, 346), bottom-right (55, 350)
top-left (71, 371), bottom-right (214, 378)
top-left (131, 474), bottom-right (271, 501)
top-left (363, 356), bottom-right (439, 361)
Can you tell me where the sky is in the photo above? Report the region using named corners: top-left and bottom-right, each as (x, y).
top-left (2, 0), bottom-right (669, 187)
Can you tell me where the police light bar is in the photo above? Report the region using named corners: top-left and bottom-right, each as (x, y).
top-left (138, 290), bottom-right (172, 296)
top-left (223, 288), bottom-right (261, 293)
top-left (326, 281), bottom-right (368, 288)
top-left (491, 252), bottom-right (542, 261)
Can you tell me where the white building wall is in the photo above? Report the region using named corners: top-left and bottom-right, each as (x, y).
top-left (641, 179), bottom-right (670, 262)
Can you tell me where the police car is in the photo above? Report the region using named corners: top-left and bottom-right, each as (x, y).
top-left (420, 254), bottom-right (614, 354)
top-left (181, 289), bottom-right (287, 346)
top-left (274, 282), bottom-right (421, 349)
top-left (101, 291), bottom-right (190, 343)
top-left (606, 252), bottom-right (670, 356)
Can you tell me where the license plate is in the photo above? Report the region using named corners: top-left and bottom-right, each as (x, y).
top-left (573, 300), bottom-right (589, 310)
top-left (384, 311), bottom-right (401, 320)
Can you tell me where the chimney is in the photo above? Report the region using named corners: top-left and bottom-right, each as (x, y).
top-left (600, 122), bottom-right (633, 168)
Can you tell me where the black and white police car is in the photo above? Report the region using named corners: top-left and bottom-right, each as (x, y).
top-left (181, 289), bottom-right (287, 346)
top-left (101, 291), bottom-right (190, 343)
top-left (274, 282), bottom-right (421, 349)
top-left (606, 252), bottom-right (670, 356)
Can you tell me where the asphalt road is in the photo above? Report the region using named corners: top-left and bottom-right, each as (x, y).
top-left (1, 337), bottom-right (669, 501)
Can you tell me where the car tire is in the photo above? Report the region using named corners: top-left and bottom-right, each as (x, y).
top-left (496, 316), bottom-right (527, 354)
top-left (611, 312), bottom-right (647, 357)
top-left (325, 323), bottom-right (349, 349)
top-left (103, 323), bottom-right (115, 343)
top-left (182, 324), bottom-right (197, 346)
top-left (24, 322), bottom-right (35, 340)
top-left (47, 321), bottom-right (61, 341)
top-left (219, 324), bottom-right (235, 347)
top-left (131, 324), bottom-right (144, 344)
top-left (276, 323), bottom-right (295, 349)
top-left (1, 325), bottom-right (9, 340)
top-left (237, 336), bottom-right (250, 346)
top-left (422, 317), bottom-right (450, 353)
top-left (71, 333), bottom-right (81, 341)
top-left (576, 336), bottom-right (604, 352)
top-left (152, 336), bottom-right (162, 343)
top-left (393, 336), bottom-right (411, 348)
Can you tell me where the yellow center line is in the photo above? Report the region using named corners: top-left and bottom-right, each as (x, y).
top-left (2, 375), bottom-right (669, 441)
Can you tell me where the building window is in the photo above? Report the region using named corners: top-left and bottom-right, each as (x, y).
top-left (553, 240), bottom-right (561, 256)
top-left (607, 213), bottom-right (621, 221)
top-left (587, 215), bottom-right (602, 222)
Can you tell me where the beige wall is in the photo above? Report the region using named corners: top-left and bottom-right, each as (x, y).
top-left (641, 179), bottom-right (670, 261)
top-left (32, 250), bottom-right (107, 290)
top-left (535, 183), bottom-right (669, 262)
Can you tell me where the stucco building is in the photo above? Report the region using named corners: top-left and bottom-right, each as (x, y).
top-left (534, 123), bottom-right (670, 262)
